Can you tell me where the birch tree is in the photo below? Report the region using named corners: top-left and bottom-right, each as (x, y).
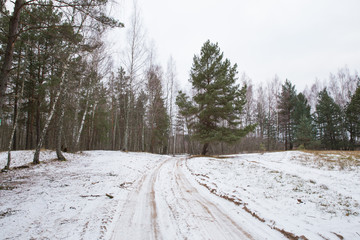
top-left (122, 0), bottom-right (147, 151)
top-left (165, 56), bottom-right (177, 155)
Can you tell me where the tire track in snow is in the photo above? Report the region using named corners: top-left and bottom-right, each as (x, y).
top-left (110, 158), bottom-right (168, 240)
top-left (111, 156), bottom-right (282, 239)
top-left (172, 158), bottom-right (254, 239)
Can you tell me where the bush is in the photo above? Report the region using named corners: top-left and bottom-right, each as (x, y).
top-left (298, 144), bottom-right (305, 150)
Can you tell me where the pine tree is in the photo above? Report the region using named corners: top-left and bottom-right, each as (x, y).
top-left (277, 79), bottom-right (297, 150)
top-left (293, 92), bottom-right (315, 148)
top-left (293, 93), bottom-right (311, 123)
top-left (146, 65), bottom-right (169, 154)
top-left (294, 115), bottom-right (316, 149)
top-left (316, 88), bottom-right (344, 150)
top-left (176, 40), bottom-right (256, 155)
top-left (345, 85), bottom-right (360, 149)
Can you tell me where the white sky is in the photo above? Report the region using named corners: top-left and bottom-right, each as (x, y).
top-left (109, 0), bottom-right (360, 91)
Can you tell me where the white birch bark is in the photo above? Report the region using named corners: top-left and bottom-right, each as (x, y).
top-left (33, 76), bottom-right (64, 164)
top-left (5, 79), bottom-right (24, 169)
top-left (74, 89), bottom-right (90, 150)
top-left (88, 100), bottom-right (98, 149)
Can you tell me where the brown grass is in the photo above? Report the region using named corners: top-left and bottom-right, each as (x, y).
top-left (298, 150), bottom-right (360, 169)
top-left (303, 150), bottom-right (360, 159)
top-left (243, 204), bottom-right (265, 222)
top-left (272, 226), bottom-right (308, 240)
top-left (189, 155), bottom-right (235, 159)
top-left (331, 232), bottom-right (344, 240)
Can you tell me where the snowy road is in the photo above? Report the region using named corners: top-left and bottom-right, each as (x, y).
top-left (111, 157), bottom-right (283, 240)
top-left (2, 151), bottom-right (358, 239)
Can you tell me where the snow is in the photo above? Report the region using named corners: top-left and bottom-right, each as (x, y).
top-left (1, 150), bottom-right (359, 239)
top-left (0, 150), bottom-right (166, 239)
top-left (187, 151), bottom-right (360, 239)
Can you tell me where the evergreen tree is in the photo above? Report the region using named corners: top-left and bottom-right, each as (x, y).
top-left (176, 40), bottom-right (255, 155)
top-left (134, 90), bottom-right (147, 151)
top-left (294, 115), bottom-right (316, 149)
top-left (345, 85), bottom-right (360, 149)
top-left (316, 88), bottom-right (344, 149)
top-left (293, 92), bottom-right (315, 148)
top-left (264, 114), bottom-right (277, 151)
top-left (277, 79), bottom-right (297, 150)
top-left (293, 93), bottom-right (311, 123)
top-left (146, 65), bottom-right (169, 154)
top-left (0, 0), bottom-right (123, 124)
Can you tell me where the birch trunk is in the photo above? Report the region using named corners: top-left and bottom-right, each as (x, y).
top-left (88, 101), bottom-right (97, 149)
top-left (74, 90), bottom-right (90, 150)
top-left (112, 109), bottom-right (117, 150)
top-left (72, 97), bottom-right (80, 146)
top-left (33, 78), bottom-right (64, 164)
top-left (5, 79), bottom-right (24, 170)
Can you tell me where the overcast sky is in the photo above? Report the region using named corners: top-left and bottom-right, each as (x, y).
top-left (111, 0), bottom-right (360, 91)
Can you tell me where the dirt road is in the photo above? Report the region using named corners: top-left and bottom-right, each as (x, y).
top-left (111, 157), bottom-right (283, 239)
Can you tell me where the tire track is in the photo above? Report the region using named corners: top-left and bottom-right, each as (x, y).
top-left (110, 158), bottom-right (167, 240)
top-left (172, 158), bottom-right (254, 239)
top-left (111, 157), bottom-right (283, 239)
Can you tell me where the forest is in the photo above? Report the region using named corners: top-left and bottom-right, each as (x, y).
top-left (1, 0), bottom-right (360, 164)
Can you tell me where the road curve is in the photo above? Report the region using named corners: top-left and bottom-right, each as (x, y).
top-left (111, 157), bottom-right (283, 240)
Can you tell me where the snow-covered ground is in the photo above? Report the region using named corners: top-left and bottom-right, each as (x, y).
top-left (0, 150), bottom-right (359, 239)
top-left (0, 150), bottom-right (168, 239)
top-left (187, 151), bottom-right (360, 239)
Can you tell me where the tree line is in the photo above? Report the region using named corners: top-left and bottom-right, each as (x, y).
top-left (1, 1), bottom-right (360, 170)
top-left (242, 67), bottom-right (360, 153)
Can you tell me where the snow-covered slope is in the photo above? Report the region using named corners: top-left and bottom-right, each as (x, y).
top-left (187, 151), bottom-right (360, 239)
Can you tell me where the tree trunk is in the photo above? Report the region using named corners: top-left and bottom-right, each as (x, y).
top-left (74, 90), bottom-right (90, 151)
top-left (35, 98), bottom-right (41, 146)
top-left (56, 90), bottom-right (65, 161)
top-left (173, 133), bottom-right (176, 156)
top-left (284, 125), bottom-right (288, 151)
top-left (72, 97), bottom-right (80, 146)
top-left (5, 78), bottom-right (24, 170)
top-left (12, 80), bottom-right (19, 151)
top-left (25, 110), bottom-right (33, 149)
top-left (202, 142), bottom-right (209, 155)
top-left (141, 117), bottom-right (145, 152)
top-left (112, 109), bottom-right (117, 150)
top-left (33, 77), bottom-right (64, 164)
top-left (123, 98), bottom-right (130, 151)
top-left (88, 101), bottom-right (97, 150)
top-left (0, 0), bottom-right (24, 122)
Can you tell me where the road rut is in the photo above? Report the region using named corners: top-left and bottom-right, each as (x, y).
top-left (111, 157), bottom-right (283, 239)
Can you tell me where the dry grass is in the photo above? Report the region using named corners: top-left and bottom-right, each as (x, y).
top-left (303, 150), bottom-right (360, 159)
top-left (297, 150), bottom-right (360, 170)
top-left (189, 155), bottom-right (235, 159)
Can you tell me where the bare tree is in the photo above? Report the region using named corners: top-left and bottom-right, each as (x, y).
top-left (241, 73), bottom-right (255, 128)
top-left (165, 56), bottom-right (177, 155)
top-left (328, 67), bottom-right (358, 107)
top-left (122, 0), bottom-right (147, 151)
top-left (304, 78), bottom-right (323, 113)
